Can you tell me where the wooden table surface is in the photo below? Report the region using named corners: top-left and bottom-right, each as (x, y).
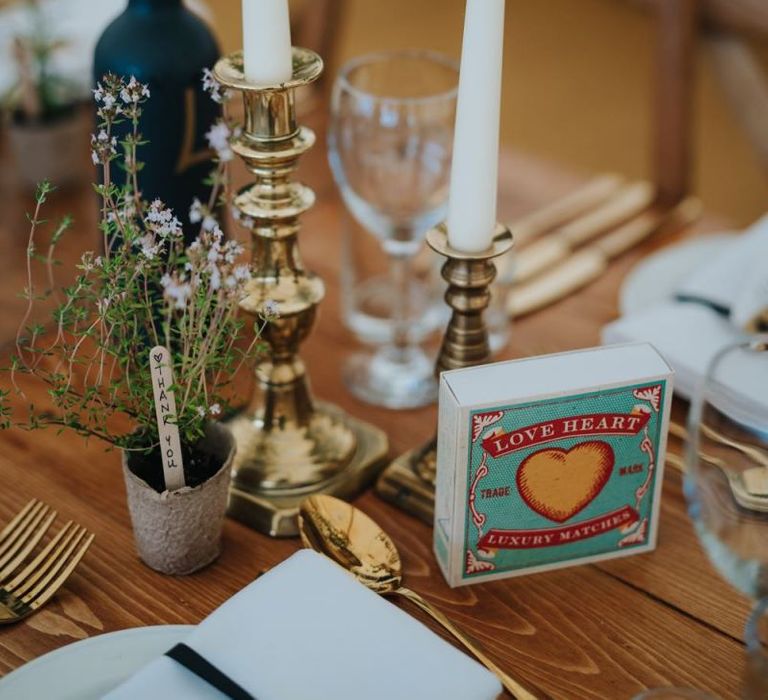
top-left (0, 108), bottom-right (750, 700)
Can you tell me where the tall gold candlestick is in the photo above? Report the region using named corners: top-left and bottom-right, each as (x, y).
top-left (214, 49), bottom-right (388, 537)
top-left (376, 223), bottom-right (513, 523)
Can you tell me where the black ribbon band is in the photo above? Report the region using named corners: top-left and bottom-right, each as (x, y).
top-left (165, 642), bottom-right (256, 700)
top-left (675, 293), bottom-right (730, 316)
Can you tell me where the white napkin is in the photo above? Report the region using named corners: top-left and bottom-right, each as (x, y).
top-left (604, 212), bottom-right (768, 426)
top-left (731, 245), bottom-right (768, 332)
top-left (675, 214), bottom-right (768, 329)
top-left (104, 550), bottom-right (502, 700)
top-left (602, 302), bottom-right (768, 432)
top-left (602, 301), bottom-right (746, 400)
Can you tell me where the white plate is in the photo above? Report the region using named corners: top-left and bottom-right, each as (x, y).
top-left (0, 625), bottom-right (191, 700)
top-left (619, 233), bottom-right (735, 315)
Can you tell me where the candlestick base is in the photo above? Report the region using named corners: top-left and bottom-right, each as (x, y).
top-left (375, 441), bottom-right (436, 524)
top-left (229, 402), bottom-right (388, 537)
top-left (375, 223), bottom-right (513, 523)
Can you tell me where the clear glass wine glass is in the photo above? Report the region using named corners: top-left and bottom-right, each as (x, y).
top-left (328, 49), bottom-right (458, 409)
top-left (682, 337), bottom-right (768, 699)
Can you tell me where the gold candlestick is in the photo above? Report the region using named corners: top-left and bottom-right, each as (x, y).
top-left (375, 223), bottom-right (513, 523)
top-left (214, 49), bottom-right (388, 537)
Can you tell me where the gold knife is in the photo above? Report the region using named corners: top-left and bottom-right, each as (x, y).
top-left (512, 173), bottom-right (625, 246)
top-left (513, 181), bottom-right (655, 284)
top-left (507, 196), bottom-right (702, 317)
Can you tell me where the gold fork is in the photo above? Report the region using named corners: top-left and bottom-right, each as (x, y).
top-left (0, 499), bottom-right (57, 581)
top-left (0, 503), bottom-right (93, 624)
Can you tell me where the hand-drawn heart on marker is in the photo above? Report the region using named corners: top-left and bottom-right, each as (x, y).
top-left (516, 441), bottom-right (614, 523)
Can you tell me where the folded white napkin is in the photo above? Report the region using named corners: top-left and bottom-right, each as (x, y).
top-left (105, 550), bottom-right (502, 700)
top-left (604, 212), bottom-right (768, 428)
top-left (602, 302), bottom-right (768, 431)
top-left (602, 301), bottom-right (745, 399)
top-left (676, 214), bottom-right (768, 329)
top-left (731, 239), bottom-right (768, 332)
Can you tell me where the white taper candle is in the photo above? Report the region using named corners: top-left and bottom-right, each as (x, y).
top-left (446, 0), bottom-right (505, 253)
top-left (242, 0), bottom-right (293, 85)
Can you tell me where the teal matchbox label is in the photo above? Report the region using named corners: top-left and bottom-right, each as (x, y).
top-left (462, 381), bottom-right (667, 579)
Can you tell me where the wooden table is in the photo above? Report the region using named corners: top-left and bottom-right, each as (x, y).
top-left (0, 108), bottom-right (750, 700)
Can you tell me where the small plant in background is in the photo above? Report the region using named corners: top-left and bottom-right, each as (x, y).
top-left (2, 0), bottom-right (79, 124)
top-left (0, 73), bottom-right (269, 492)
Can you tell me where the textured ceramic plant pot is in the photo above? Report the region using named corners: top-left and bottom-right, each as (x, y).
top-left (122, 422), bottom-right (235, 575)
top-left (8, 108), bottom-right (88, 190)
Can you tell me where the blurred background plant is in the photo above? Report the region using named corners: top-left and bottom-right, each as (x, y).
top-left (1, 0), bottom-right (79, 125)
top-left (1, 0), bottom-right (93, 189)
top-left (0, 0), bottom-right (212, 191)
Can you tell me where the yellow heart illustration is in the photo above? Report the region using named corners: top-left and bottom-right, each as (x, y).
top-left (516, 441), bottom-right (614, 523)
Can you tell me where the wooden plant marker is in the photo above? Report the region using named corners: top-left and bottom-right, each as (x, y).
top-left (149, 346), bottom-right (186, 491)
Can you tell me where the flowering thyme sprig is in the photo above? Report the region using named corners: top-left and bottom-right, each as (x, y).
top-left (206, 119), bottom-right (238, 163)
top-left (1, 74), bottom-right (268, 456)
top-left (190, 66), bottom-right (244, 245)
top-left (201, 67), bottom-right (230, 104)
top-left (189, 197), bottom-right (219, 232)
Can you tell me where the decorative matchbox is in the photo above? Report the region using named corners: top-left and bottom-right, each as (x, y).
top-left (433, 342), bottom-right (673, 587)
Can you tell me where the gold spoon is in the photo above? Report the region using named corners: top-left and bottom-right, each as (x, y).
top-left (298, 494), bottom-right (538, 700)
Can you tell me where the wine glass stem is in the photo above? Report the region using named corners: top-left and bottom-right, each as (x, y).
top-left (389, 250), bottom-right (413, 360)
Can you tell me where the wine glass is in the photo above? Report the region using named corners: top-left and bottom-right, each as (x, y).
top-left (328, 50), bottom-right (458, 409)
top-left (682, 337), bottom-right (768, 699)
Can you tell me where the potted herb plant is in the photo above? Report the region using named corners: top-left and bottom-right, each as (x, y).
top-left (0, 74), bottom-right (268, 575)
top-left (3, 1), bottom-right (86, 189)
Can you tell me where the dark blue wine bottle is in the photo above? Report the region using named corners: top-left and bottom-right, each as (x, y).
top-left (93, 0), bottom-right (220, 241)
